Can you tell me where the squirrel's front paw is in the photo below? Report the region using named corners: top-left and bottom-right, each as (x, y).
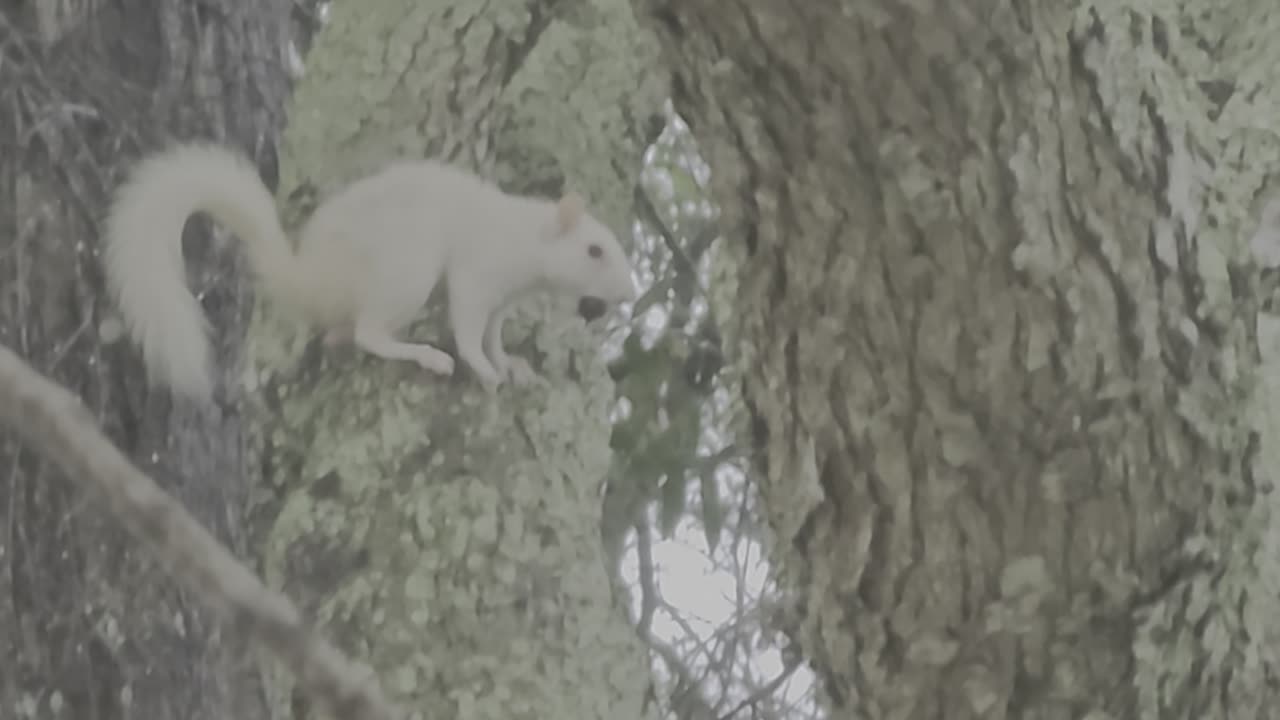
top-left (413, 347), bottom-right (454, 376)
top-left (504, 356), bottom-right (543, 387)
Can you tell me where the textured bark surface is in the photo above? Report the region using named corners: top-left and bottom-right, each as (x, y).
top-left (0, 2), bottom-right (291, 718)
top-left (244, 0), bottom-right (665, 717)
top-left (635, 1), bottom-right (1280, 718)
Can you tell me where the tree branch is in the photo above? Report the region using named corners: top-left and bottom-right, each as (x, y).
top-left (0, 343), bottom-right (399, 720)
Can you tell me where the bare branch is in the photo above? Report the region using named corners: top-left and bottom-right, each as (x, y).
top-left (716, 656), bottom-right (801, 720)
top-left (0, 343), bottom-right (400, 720)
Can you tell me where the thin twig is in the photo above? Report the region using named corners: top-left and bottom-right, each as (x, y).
top-left (716, 655), bottom-right (801, 720)
top-left (0, 343), bottom-right (400, 720)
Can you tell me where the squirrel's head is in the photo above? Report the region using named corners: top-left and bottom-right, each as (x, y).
top-left (539, 192), bottom-right (638, 320)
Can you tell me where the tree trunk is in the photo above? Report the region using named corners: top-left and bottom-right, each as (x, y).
top-left (0, 1), bottom-right (291, 719)
top-left (245, 1), bottom-right (666, 716)
top-left (634, 1), bottom-right (1280, 717)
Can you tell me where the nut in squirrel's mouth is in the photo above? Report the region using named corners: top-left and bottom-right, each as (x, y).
top-left (577, 297), bottom-right (607, 322)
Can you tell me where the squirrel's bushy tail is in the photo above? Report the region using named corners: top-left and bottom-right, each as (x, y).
top-left (103, 144), bottom-right (295, 400)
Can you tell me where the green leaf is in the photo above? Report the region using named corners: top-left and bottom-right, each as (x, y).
top-left (669, 165), bottom-right (700, 204)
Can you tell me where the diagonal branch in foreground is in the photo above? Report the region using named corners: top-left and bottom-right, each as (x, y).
top-left (0, 344), bottom-right (399, 720)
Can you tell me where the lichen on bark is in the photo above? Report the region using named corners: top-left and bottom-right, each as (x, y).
top-left (635, 0), bottom-right (1280, 717)
top-left (244, 0), bottom-right (664, 717)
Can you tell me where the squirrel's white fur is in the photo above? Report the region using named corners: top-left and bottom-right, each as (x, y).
top-left (102, 143), bottom-right (637, 400)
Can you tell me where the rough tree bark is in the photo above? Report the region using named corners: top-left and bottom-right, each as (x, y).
top-left (0, 2), bottom-right (291, 718)
top-left (635, 1), bottom-right (1280, 718)
top-left (243, 0), bottom-right (666, 717)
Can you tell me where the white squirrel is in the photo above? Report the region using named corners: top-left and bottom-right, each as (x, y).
top-left (102, 143), bottom-right (638, 400)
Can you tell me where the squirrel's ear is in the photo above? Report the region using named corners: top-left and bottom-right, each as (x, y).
top-left (555, 192), bottom-right (585, 236)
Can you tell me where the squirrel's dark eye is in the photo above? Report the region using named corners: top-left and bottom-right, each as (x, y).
top-left (588, 244), bottom-right (603, 259)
